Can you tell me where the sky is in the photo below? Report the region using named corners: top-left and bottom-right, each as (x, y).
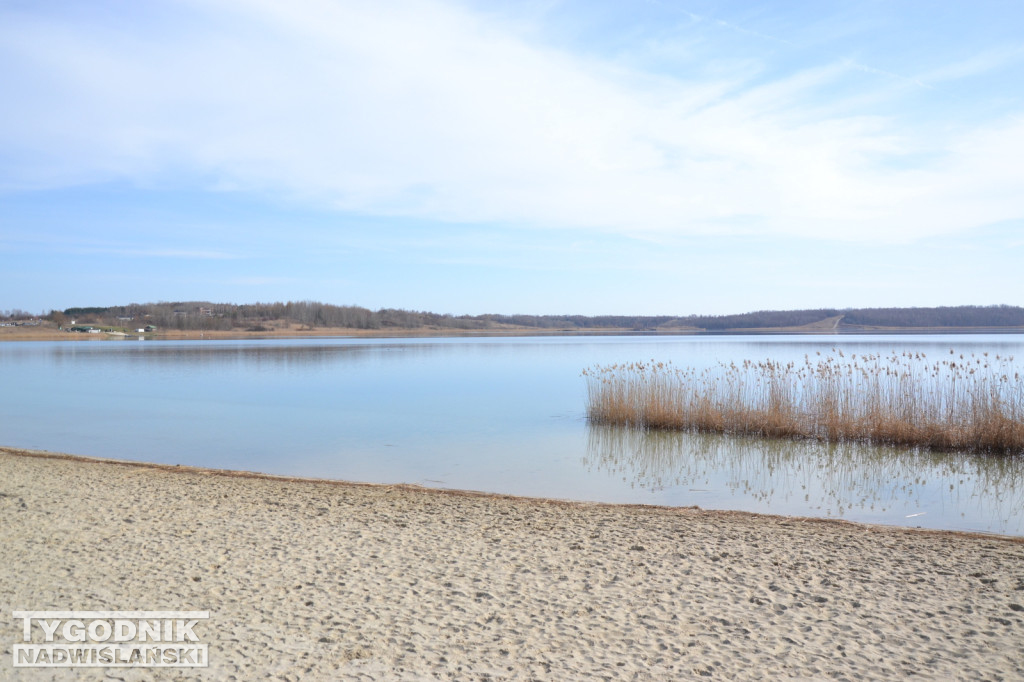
top-left (1, 0), bottom-right (1023, 317)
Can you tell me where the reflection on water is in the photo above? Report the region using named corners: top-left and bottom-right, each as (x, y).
top-left (40, 339), bottom-right (406, 369)
top-left (585, 425), bottom-right (1024, 535)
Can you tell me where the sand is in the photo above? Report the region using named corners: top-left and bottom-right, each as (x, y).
top-left (1, 448), bottom-right (1022, 680)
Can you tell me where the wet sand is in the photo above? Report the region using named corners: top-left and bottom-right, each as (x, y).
top-left (1, 448), bottom-right (1022, 680)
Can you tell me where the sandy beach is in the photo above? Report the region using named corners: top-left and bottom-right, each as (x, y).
top-left (1, 448), bottom-right (1022, 680)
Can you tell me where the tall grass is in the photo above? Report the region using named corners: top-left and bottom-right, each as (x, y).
top-left (583, 350), bottom-right (1024, 455)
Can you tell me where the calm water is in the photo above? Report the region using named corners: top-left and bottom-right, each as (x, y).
top-left (2, 334), bottom-right (1023, 535)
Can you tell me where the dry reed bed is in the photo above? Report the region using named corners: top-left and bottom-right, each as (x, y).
top-left (583, 350), bottom-right (1024, 454)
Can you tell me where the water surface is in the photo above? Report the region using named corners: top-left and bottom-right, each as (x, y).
top-left (2, 334), bottom-right (1022, 535)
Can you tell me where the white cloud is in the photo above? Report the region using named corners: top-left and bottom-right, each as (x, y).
top-left (0, 0), bottom-right (1021, 244)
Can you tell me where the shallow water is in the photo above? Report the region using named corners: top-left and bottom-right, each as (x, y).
top-left (2, 334), bottom-right (1022, 535)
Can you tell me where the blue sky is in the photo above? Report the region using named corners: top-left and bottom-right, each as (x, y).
top-left (2, 0), bottom-right (1022, 316)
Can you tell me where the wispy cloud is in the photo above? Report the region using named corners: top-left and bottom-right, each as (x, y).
top-left (918, 46), bottom-right (1024, 85)
top-left (1, 0), bottom-right (1021, 247)
top-left (668, 6), bottom-right (796, 47)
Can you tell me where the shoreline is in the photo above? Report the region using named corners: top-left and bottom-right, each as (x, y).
top-left (4, 446), bottom-right (1022, 543)
top-left (4, 323), bottom-right (1024, 343)
top-left (2, 447), bottom-right (1022, 680)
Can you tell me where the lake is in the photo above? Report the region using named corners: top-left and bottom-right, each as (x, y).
top-left (2, 334), bottom-right (1023, 535)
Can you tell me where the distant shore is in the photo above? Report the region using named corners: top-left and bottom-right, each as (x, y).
top-left (2, 447), bottom-right (1022, 680)
top-left (4, 321), bottom-right (1024, 342)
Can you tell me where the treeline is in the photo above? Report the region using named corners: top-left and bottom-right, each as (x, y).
top-left (481, 306), bottom-right (1024, 331)
top-left (476, 314), bottom-right (677, 330)
top-left (681, 305), bottom-right (1024, 330)
top-left (1, 309), bottom-right (38, 320)
top-left (58, 301), bottom-right (496, 331)
top-left (842, 306), bottom-right (1024, 328)
top-left (46, 302), bottom-right (1024, 332)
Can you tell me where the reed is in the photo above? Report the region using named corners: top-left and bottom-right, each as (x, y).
top-left (583, 350), bottom-right (1024, 455)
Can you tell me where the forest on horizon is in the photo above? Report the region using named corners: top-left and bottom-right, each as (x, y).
top-left (3, 302), bottom-right (1023, 333)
